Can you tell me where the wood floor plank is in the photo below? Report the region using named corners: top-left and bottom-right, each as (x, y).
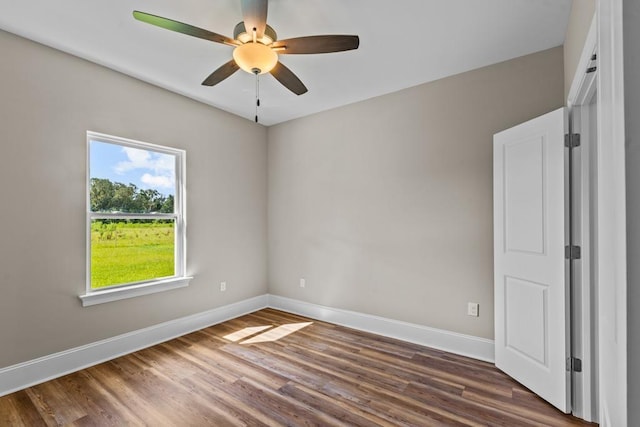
top-left (357, 346), bottom-right (515, 398)
top-left (278, 381), bottom-right (395, 427)
top-left (405, 381), bottom-right (541, 427)
top-left (320, 376), bottom-right (478, 426)
top-left (227, 376), bottom-right (347, 427)
top-left (0, 391), bottom-right (47, 427)
top-left (275, 342), bottom-right (411, 392)
top-left (178, 374), bottom-right (279, 427)
top-left (24, 381), bottom-right (87, 426)
top-left (57, 369), bottom-right (143, 426)
top-left (0, 309), bottom-right (596, 426)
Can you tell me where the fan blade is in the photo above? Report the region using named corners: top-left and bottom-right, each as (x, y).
top-left (270, 62), bottom-right (308, 95)
top-left (133, 11), bottom-right (237, 46)
top-left (240, 0), bottom-right (268, 39)
top-left (202, 60), bottom-right (240, 86)
top-left (271, 35), bottom-right (359, 54)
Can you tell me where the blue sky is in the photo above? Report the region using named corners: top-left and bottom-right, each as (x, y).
top-left (90, 140), bottom-right (175, 196)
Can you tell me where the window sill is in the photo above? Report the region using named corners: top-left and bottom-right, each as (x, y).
top-left (79, 276), bottom-right (193, 307)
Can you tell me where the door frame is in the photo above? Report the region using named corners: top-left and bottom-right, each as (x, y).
top-left (595, 0), bottom-right (628, 425)
top-left (566, 2), bottom-right (628, 424)
top-left (566, 15), bottom-right (597, 421)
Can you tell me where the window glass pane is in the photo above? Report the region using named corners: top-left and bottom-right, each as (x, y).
top-left (89, 140), bottom-right (176, 213)
top-left (90, 219), bottom-right (175, 289)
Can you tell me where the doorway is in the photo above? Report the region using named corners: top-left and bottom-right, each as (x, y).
top-left (492, 47), bottom-right (600, 422)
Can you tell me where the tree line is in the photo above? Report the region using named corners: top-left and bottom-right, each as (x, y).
top-left (90, 178), bottom-right (174, 213)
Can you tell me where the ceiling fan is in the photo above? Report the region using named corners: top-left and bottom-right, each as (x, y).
top-left (133, 0), bottom-right (360, 97)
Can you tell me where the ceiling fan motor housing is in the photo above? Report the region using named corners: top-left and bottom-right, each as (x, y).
top-left (233, 22), bottom-right (277, 44)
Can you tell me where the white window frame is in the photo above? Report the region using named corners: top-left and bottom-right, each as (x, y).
top-left (79, 131), bottom-right (191, 307)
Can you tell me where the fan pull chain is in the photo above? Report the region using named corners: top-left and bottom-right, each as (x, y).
top-left (254, 70), bottom-right (260, 123)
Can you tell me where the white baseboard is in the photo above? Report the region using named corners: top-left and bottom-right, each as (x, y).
top-left (267, 294), bottom-right (495, 363)
top-left (0, 295), bottom-right (268, 398)
top-left (0, 293), bottom-right (495, 398)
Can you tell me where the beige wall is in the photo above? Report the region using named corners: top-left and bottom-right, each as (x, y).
top-left (267, 47), bottom-right (564, 340)
top-left (0, 30), bottom-right (268, 368)
top-left (564, 0), bottom-right (596, 99)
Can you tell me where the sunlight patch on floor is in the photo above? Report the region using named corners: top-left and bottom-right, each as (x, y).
top-left (240, 322), bottom-right (314, 344)
top-left (223, 325), bottom-right (273, 342)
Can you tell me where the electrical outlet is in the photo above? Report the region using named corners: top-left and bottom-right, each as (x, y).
top-left (467, 302), bottom-right (479, 317)
top-left (220, 281), bottom-right (227, 292)
top-left (299, 278), bottom-right (306, 288)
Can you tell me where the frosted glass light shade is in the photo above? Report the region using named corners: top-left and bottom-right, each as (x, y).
top-left (233, 42), bottom-right (278, 75)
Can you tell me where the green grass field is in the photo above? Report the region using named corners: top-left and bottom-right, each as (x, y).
top-left (90, 220), bottom-right (175, 289)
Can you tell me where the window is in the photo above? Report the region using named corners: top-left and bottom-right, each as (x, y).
top-left (80, 132), bottom-right (190, 306)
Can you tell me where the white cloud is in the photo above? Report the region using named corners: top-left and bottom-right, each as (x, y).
top-left (114, 146), bottom-right (175, 191)
top-left (141, 173), bottom-right (173, 189)
top-left (115, 147), bottom-right (150, 173)
top-left (115, 147), bottom-right (174, 173)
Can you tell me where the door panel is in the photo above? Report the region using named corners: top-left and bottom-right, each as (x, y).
top-left (494, 107), bottom-right (569, 413)
top-left (505, 276), bottom-right (548, 365)
top-left (504, 135), bottom-right (546, 254)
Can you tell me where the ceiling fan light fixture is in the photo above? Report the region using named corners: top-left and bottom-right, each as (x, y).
top-left (233, 42), bottom-right (278, 75)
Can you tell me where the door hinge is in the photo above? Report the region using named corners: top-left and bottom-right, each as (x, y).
top-left (565, 245), bottom-right (581, 260)
top-left (564, 133), bottom-right (581, 148)
top-left (567, 357), bottom-right (583, 372)
top-left (587, 54), bottom-right (597, 73)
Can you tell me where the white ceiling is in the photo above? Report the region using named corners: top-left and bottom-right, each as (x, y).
top-left (0, 0), bottom-right (572, 126)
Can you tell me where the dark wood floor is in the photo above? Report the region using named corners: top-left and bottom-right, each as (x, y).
top-left (0, 308), bottom-right (596, 426)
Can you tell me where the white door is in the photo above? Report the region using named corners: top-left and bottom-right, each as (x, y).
top-left (493, 108), bottom-right (570, 413)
